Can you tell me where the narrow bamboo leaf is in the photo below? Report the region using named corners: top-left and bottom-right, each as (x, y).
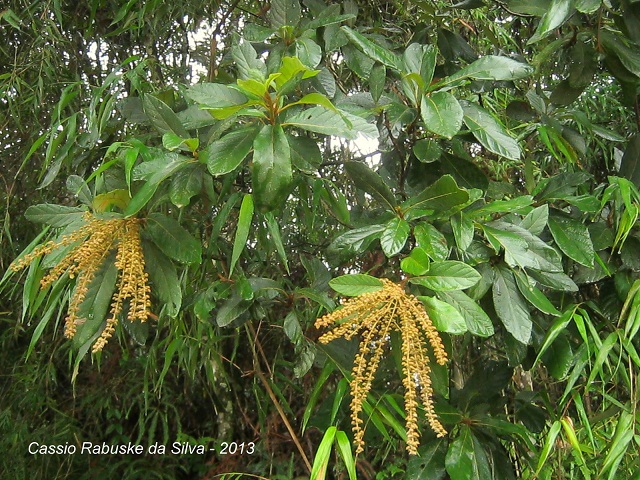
top-left (309, 426), bottom-right (337, 480)
top-left (380, 217), bottom-right (410, 257)
top-left (548, 213), bottom-right (595, 267)
top-left (536, 421), bottom-right (562, 474)
top-left (421, 92), bottom-right (463, 138)
top-left (329, 274), bottom-right (384, 296)
top-left (230, 194), bottom-right (254, 277)
top-left (265, 211), bottom-right (290, 273)
top-left (202, 126), bottom-right (258, 176)
top-left (493, 266), bottom-right (532, 344)
top-left (401, 247), bottom-right (431, 276)
top-left (461, 101), bottom-right (521, 160)
top-left (252, 124), bottom-right (293, 211)
top-left (24, 204), bottom-right (85, 227)
top-left (335, 431), bottom-right (358, 480)
top-left (420, 296), bottom-right (468, 334)
top-left (438, 290), bottom-right (494, 337)
top-left (146, 213), bottom-right (202, 264)
top-left (410, 260), bottom-right (481, 291)
top-left (341, 26), bottom-right (403, 71)
top-left (345, 161), bottom-right (397, 210)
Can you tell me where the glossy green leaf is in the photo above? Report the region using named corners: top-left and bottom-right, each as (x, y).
top-left (438, 290), bottom-right (494, 336)
top-left (146, 213), bottom-right (202, 264)
top-left (451, 212), bottom-right (474, 251)
top-left (329, 274), bottom-right (384, 296)
top-left (327, 224), bottom-right (386, 256)
top-left (341, 26), bottom-right (403, 71)
top-left (252, 124), bottom-right (293, 211)
top-left (413, 138), bottom-right (442, 163)
top-left (335, 430), bottom-right (357, 480)
top-left (202, 126), bottom-right (257, 176)
top-left (268, 0), bottom-right (301, 28)
top-left (420, 296), bottom-right (468, 334)
top-left (414, 223), bottom-right (449, 260)
top-left (285, 106), bottom-right (377, 139)
top-left (229, 194), bottom-right (254, 276)
top-left (461, 101), bottom-right (521, 160)
top-left (295, 38), bottom-right (322, 68)
top-left (309, 426), bottom-right (337, 480)
top-left (528, 0), bottom-right (575, 44)
top-left (381, 217), bottom-right (410, 256)
top-left (514, 270), bottom-right (561, 316)
top-left (169, 164), bottom-right (203, 207)
top-left (445, 425), bottom-right (492, 480)
top-left (345, 161), bottom-right (397, 210)
top-left (445, 55), bottom-right (533, 84)
top-left (401, 247), bottom-right (431, 276)
top-left (520, 204), bottom-right (549, 235)
top-left (24, 204), bottom-right (85, 227)
top-left (410, 260), bottom-right (481, 291)
top-left (406, 439), bottom-right (447, 480)
top-left (548, 213), bottom-right (594, 267)
top-left (493, 266), bottom-right (532, 344)
top-left (403, 175), bottom-right (469, 213)
top-left (421, 92), bottom-right (463, 139)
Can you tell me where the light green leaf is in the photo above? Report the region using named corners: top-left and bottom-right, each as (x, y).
top-left (461, 101), bottom-right (521, 160)
top-left (421, 92), bottom-right (463, 139)
top-left (275, 56), bottom-right (320, 90)
top-left (420, 296), bottom-right (468, 334)
top-left (401, 247), bottom-right (431, 276)
top-left (520, 204), bottom-right (549, 235)
top-left (285, 92), bottom-right (337, 112)
top-left (548, 213), bottom-right (595, 267)
top-left (381, 217), bottom-right (410, 257)
top-left (229, 194), bottom-right (254, 276)
top-left (285, 106), bottom-right (376, 139)
top-left (309, 426), bottom-right (337, 480)
top-left (493, 266), bottom-right (532, 344)
top-left (341, 26), bottom-right (403, 71)
top-left (329, 274), bottom-right (384, 296)
top-left (438, 290), bottom-right (494, 336)
top-left (528, 0), bottom-right (575, 44)
top-left (410, 260), bottom-right (481, 291)
top-left (185, 82), bottom-right (249, 108)
top-left (146, 213), bottom-right (202, 264)
top-left (252, 124), bottom-right (293, 211)
top-left (202, 126), bottom-right (258, 176)
top-left (414, 223), bottom-right (449, 260)
top-left (335, 430), bottom-right (358, 480)
top-left (445, 55), bottom-right (533, 83)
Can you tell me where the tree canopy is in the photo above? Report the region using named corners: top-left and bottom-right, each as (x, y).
top-left (2, 0), bottom-right (640, 478)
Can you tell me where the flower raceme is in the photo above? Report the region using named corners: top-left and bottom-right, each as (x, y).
top-left (10, 213), bottom-right (151, 353)
top-left (315, 278), bottom-right (448, 455)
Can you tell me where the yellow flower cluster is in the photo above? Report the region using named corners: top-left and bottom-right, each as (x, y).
top-left (11, 213), bottom-right (151, 352)
top-left (315, 278), bottom-right (448, 455)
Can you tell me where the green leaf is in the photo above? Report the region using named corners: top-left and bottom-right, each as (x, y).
top-left (421, 92), bottom-right (463, 139)
top-left (329, 274), bottom-right (384, 296)
top-left (493, 266), bottom-right (532, 344)
top-left (406, 439), bottom-right (447, 480)
top-left (229, 194), bottom-right (254, 277)
top-left (275, 56), bottom-right (320, 91)
top-left (185, 82), bottom-right (249, 108)
top-left (72, 261), bottom-right (119, 349)
top-left (461, 101), bottom-right (521, 160)
top-left (438, 290), bottom-right (494, 336)
top-left (420, 296), bottom-right (468, 334)
top-left (142, 94), bottom-right (189, 138)
top-left (345, 161), bottom-right (397, 210)
top-left (309, 426), bottom-right (337, 480)
top-left (520, 204), bottom-right (549, 235)
top-left (403, 175), bottom-right (469, 213)
top-left (285, 106), bottom-right (377, 139)
top-left (169, 164), bottom-right (203, 208)
top-left (410, 260), bottom-right (481, 291)
top-left (528, 0), bottom-right (575, 44)
top-left (287, 134), bottom-right (322, 173)
top-left (295, 38), bottom-right (322, 68)
top-left (328, 224), bottom-right (386, 257)
top-left (265, 211), bottom-right (289, 273)
top-left (369, 63), bottom-right (386, 103)
top-left (341, 26), bottom-right (403, 71)
top-left (548, 213), bottom-right (594, 267)
top-left (335, 430), bottom-right (358, 480)
top-left (143, 241), bottom-right (181, 317)
top-left (514, 270), bottom-right (561, 316)
top-left (414, 223), bottom-right (449, 260)
top-left (146, 213), bottom-right (202, 264)
top-left (451, 212), bottom-right (474, 251)
top-left (445, 425), bottom-right (492, 480)
top-left (445, 55), bottom-right (533, 83)
top-left (381, 217), bottom-right (410, 257)
top-left (252, 125), bottom-right (293, 212)
top-left (231, 40), bottom-right (268, 80)
top-left (202, 126), bottom-right (258, 176)
top-left (401, 247), bottom-right (431, 276)
top-left (285, 92), bottom-right (337, 112)
top-left (24, 204), bottom-right (85, 227)
top-left (268, 0), bottom-right (301, 28)
top-left (413, 138), bottom-right (442, 163)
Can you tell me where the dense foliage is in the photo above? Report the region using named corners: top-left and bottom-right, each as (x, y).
top-left (2, 0), bottom-right (640, 478)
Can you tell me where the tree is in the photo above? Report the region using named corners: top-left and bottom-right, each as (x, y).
top-left (2, 0), bottom-right (640, 478)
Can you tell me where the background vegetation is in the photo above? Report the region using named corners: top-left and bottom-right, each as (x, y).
top-left (2, 0), bottom-right (640, 478)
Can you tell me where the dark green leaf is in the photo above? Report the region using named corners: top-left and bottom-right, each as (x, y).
top-left (341, 26), bottom-right (403, 71)
top-left (295, 37), bottom-right (322, 68)
top-left (345, 161), bottom-right (398, 210)
top-left (146, 213), bottom-right (202, 264)
top-left (438, 290), bottom-right (494, 336)
top-left (414, 223), bottom-right (449, 260)
top-left (232, 41), bottom-right (268, 80)
top-left (252, 124), bottom-right (293, 211)
top-left (445, 55), bottom-right (533, 83)
top-left (185, 82), bottom-right (249, 108)
top-left (268, 0), bottom-right (301, 27)
top-left (287, 134), bottom-right (323, 173)
top-left (369, 63), bottom-right (386, 103)
top-left (265, 211), bottom-right (290, 273)
top-left (547, 213), bottom-right (594, 267)
top-left (600, 30), bottom-right (640, 78)
top-left (25, 204), bottom-right (85, 227)
top-left (169, 164), bottom-right (203, 207)
top-left (328, 224), bottom-right (386, 256)
top-left (413, 138), bottom-right (442, 163)
top-left (451, 212), bottom-right (474, 251)
top-left (143, 94), bottom-right (190, 138)
top-left (439, 153), bottom-right (489, 190)
top-left (329, 274), bottom-right (384, 296)
top-left (143, 241), bottom-right (181, 317)
top-left (619, 134), bottom-right (640, 189)
top-left (514, 270), bottom-right (560, 316)
top-left (202, 126), bottom-right (258, 176)
top-left (406, 439), bottom-right (447, 480)
top-left (520, 205), bottom-right (549, 235)
top-left (421, 92), bottom-right (463, 139)
top-left (445, 425), bottom-right (492, 480)
top-left (493, 266), bottom-right (532, 344)
top-left (461, 101), bottom-right (521, 160)
top-left (410, 260), bottom-right (481, 291)
top-left (403, 175), bottom-right (469, 213)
